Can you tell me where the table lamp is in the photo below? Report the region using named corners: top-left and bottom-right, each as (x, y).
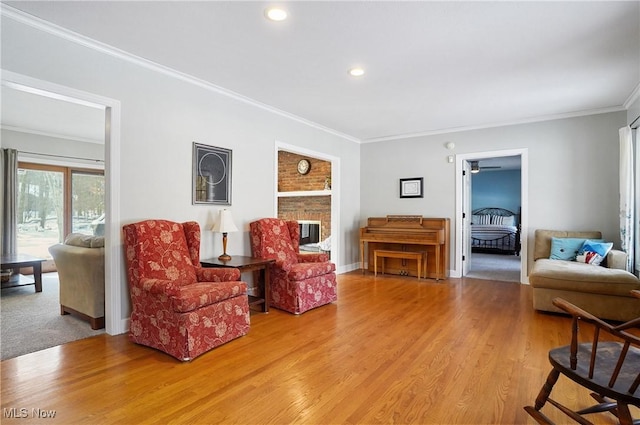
top-left (212, 209), bottom-right (238, 261)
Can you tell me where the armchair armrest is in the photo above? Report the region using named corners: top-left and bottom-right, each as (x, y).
top-left (297, 253), bottom-right (329, 263)
top-left (272, 259), bottom-right (292, 271)
top-left (138, 277), bottom-right (181, 296)
top-left (195, 267), bottom-right (240, 282)
top-left (606, 249), bottom-right (628, 270)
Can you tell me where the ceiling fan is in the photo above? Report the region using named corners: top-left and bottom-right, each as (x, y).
top-left (470, 160), bottom-right (502, 173)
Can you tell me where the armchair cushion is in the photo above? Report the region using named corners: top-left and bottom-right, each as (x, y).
top-left (196, 267), bottom-right (241, 282)
top-left (288, 262), bottom-right (336, 281)
top-left (297, 253), bottom-right (329, 263)
top-left (171, 280), bottom-right (248, 313)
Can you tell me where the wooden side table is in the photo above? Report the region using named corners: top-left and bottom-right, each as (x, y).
top-left (200, 256), bottom-right (275, 313)
top-left (1, 253), bottom-right (45, 292)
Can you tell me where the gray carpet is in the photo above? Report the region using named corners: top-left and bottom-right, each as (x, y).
top-left (1, 272), bottom-right (105, 360)
top-left (466, 252), bottom-right (521, 282)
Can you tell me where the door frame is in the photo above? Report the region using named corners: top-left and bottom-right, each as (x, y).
top-left (461, 159), bottom-right (472, 277)
top-left (274, 141), bottom-right (341, 270)
top-left (2, 70), bottom-right (124, 334)
top-left (454, 148), bottom-right (529, 283)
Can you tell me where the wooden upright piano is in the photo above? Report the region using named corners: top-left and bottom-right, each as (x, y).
top-left (360, 216), bottom-right (450, 280)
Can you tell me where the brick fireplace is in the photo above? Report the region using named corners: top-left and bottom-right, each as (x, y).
top-left (277, 151), bottom-right (332, 243)
top-left (278, 196), bottom-right (331, 242)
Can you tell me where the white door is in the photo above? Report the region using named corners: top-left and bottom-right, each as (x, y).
top-left (462, 160), bottom-right (472, 276)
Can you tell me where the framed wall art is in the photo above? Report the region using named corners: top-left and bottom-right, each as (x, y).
top-left (193, 142), bottom-right (232, 205)
top-left (399, 177), bottom-right (423, 198)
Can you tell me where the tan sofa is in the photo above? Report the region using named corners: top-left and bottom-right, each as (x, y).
top-left (48, 233), bottom-right (105, 329)
top-left (529, 230), bottom-right (640, 322)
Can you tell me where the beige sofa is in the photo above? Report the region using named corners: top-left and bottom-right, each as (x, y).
top-left (48, 233), bottom-right (105, 329)
top-left (529, 230), bottom-right (640, 322)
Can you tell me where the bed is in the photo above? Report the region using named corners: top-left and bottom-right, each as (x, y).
top-left (471, 207), bottom-right (520, 255)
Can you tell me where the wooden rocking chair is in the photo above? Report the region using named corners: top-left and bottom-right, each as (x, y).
top-left (524, 290), bottom-right (640, 425)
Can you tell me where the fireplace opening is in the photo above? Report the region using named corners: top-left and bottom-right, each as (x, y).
top-left (298, 220), bottom-right (321, 251)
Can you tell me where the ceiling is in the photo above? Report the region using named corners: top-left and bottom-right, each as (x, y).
top-left (2, 1), bottom-right (639, 145)
top-left (1, 86), bottom-right (105, 143)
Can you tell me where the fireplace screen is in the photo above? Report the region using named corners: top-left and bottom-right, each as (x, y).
top-left (298, 220), bottom-right (321, 248)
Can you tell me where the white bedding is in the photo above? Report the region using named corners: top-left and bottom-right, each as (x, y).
top-left (471, 224), bottom-right (518, 253)
top-left (471, 224), bottom-right (517, 241)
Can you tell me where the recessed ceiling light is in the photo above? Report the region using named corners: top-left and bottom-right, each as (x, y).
top-left (265, 7), bottom-right (288, 21)
top-left (349, 67), bottom-right (365, 77)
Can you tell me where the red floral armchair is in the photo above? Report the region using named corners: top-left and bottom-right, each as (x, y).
top-left (249, 218), bottom-right (337, 314)
top-left (123, 219), bottom-right (250, 361)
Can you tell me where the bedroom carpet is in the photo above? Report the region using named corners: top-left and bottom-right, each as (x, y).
top-left (1, 272), bottom-right (105, 360)
top-left (466, 252), bottom-right (521, 282)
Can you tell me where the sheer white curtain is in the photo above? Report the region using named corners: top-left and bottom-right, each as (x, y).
top-left (619, 126), bottom-right (634, 273)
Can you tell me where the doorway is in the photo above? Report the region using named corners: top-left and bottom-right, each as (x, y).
top-left (455, 149), bottom-right (528, 283)
top-left (1, 70), bottom-right (123, 335)
top-left (274, 141), bottom-right (340, 266)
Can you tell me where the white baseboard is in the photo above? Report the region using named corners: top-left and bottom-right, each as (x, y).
top-left (337, 262), bottom-right (360, 274)
top-left (107, 318), bottom-right (129, 336)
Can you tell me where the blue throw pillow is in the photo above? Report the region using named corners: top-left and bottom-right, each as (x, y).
top-left (549, 238), bottom-right (585, 261)
top-left (576, 240), bottom-right (612, 266)
top-left (549, 237), bottom-right (604, 261)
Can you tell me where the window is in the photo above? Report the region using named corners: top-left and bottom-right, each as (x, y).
top-left (17, 163), bottom-right (104, 260)
top-left (71, 171), bottom-right (105, 236)
top-left (17, 165), bottom-right (64, 260)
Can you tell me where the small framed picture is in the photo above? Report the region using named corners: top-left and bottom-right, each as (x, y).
top-left (399, 177), bottom-right (423, 198)
top-left (193, 142), bottom-right (232, 205)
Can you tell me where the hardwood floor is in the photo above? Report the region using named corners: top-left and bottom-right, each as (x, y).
top-left (2, 272), bottom-right (638, 424)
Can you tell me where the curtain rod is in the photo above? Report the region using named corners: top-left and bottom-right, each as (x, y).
top-left (18, 150), bottom-right (104, 163)
top-left (631, 114), bottom-right (640, 130)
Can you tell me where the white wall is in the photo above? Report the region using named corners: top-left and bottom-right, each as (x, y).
top-left (2, 14), bottom-right (361, 328)
top-left (361, 111), bottom-right (628, 276)
top-left (1, 129), bottom-right (105, 168)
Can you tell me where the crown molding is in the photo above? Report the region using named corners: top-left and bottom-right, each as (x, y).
top-left (624, 82), bottom-right (640, 109)
top-left (1, 5), bottom-right (361, 144)
top-left (362, 105), bottom-right (627, 143)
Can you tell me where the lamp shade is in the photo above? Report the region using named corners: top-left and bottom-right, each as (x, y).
top-left (212, 209), bottom-right (238, 233)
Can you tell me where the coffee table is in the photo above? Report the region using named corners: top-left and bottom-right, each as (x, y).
top-left (1, 253), bottom-right (45, 292)
top-left (200, 256), bottom-right (275, 313)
